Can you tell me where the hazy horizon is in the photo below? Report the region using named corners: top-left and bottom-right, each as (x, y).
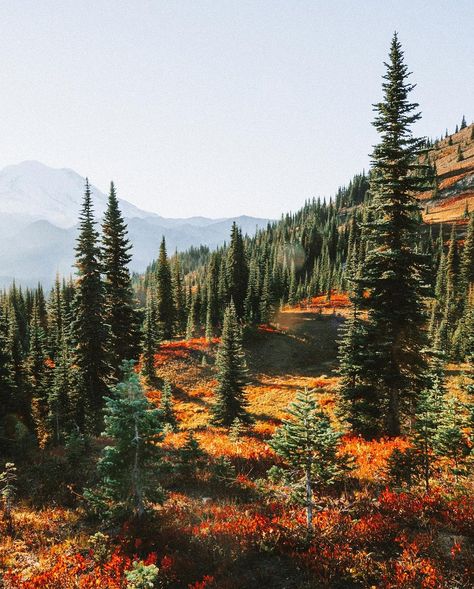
top-left (0, 1), bottom-right (472, 218)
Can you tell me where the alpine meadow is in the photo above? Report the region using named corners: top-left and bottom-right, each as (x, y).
top-left (0, 10), bottom-right (473, 589)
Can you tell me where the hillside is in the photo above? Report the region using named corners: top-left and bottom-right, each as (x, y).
top-left (420, 123), bottom-right (474, 225)
top-left (3, 299), bottom-right (471, 588)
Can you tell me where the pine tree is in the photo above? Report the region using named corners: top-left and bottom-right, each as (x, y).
top-left (460, 115), bottom-right (467, 130)
top-left (48, 330), bottom-right (74, 444)
top-left (177, 431), bottom-right (205, 477)
top-left (347, 34), bottom-right (428, 436)
top-left (226, 223), bottom-right (249, 319)
top-left (412, 374), bottom-right (445, 491)
top-left (47, 276), bottom-right (63, 360)
top-left (206, 253), bottom-right (220, 333)
top-left (71, 180), bottom-right (110, 433)
top-left (102, 182), bottom-right (140, 378)
top-left (338, 261), bottom-right (380, 436)
top-left (244, 258), bottom-right (260, 323)
top-left (434, 396), bottom-right (471, 480)
top-left (186, 293), bottom-right (197, 340)
top-left (159, 381), bottom-right (178, 431)
top-left (156, 238), bottom-right (175, 339)
top-left (460, 213), bottom-right (474, 302)
top-left (26, 302), bottom-right (49, 447)
top-left (141, 286), bottom-right (161, 382)
top-left (172, 254), bottom-right (187, 335)
top-left (259, 261), bottom-right (274, 324)
top-left (0, 305), bottom-right (16, 452)
top-left (270, 389), bottom-right (348, 529)
top-left (85, 361), bottom-right (164, 521)
top-left (212, 302), bottom-right (251, 426)
top-left (0, 462), bottom-right (17, 535)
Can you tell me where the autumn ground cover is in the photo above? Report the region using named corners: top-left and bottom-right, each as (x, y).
top-left (1, 304), bottom-right (473, 588)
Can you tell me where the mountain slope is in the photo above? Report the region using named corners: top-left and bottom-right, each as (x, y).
top-left (420, 123), bottom-right (474, 225)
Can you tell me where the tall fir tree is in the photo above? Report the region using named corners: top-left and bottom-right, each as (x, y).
top-left (171, 253), bottom-right (187, 335)
top-left (226, 223), bottom-right (249, 320)
top-left (156, 237), bottom-right (175, 339)
top-left (102, 182), bottom-right (140, 378)
top-left (26, 301), bottom-right (49, 447)
top-left (343, 34), bottom-right (428, 436)
top-left (71, 180), bottom-right (110, 433)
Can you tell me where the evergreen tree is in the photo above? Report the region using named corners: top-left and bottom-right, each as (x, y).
top-left (434, 395), bottom-right (472, 480)
top-left (85, 361), bottom-right (164, 521)
top-left (212, 301), bottom-right (251, 426)
top-left (156, 238), bottom-right (175, 339)
top-left (259, 261), bottom-right (274, 324)
top-left (411, 374), bottom-right (445, 491)
top-left (141, 286), bottom-right (160, 382)
top-left (270, 389), bottom-right (348, 529)
top-left (460, 213), bottom-right (474, 302)
top-left (205, 253), bottom-right (220, 333)
top-left (102, 182), bottom-right (140, 378)
top-left (345, 34), bottom-right (428, 436)
top-left (177, 431), bottom-right (205, 477)
top-left (47, 276), bottom-right (63, 360)
top-left (172, 254), bottom-right (187, 335)
top-left (26, 302), bottom-right (49, 447)
top-left (48, 330), bottom-right (74, 444)
top-left (159, 381), bottom-right (178, 431)
top-left (338, 261), bottom-right (380, 436)
top-left (0, 462), bottom-right (17, 535)
top-left (226, 223), bottom-right (249, 319)
top-left (0, 305), bottom-right (17, 452)
top-left (71, 180), bottom-right (110, 432)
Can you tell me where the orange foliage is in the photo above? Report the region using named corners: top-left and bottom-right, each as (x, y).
top-left (164, 428), bottom-right (274, 463)
top-left (342, 436), bottom-right (411, 482)
top-left (153, 338), bottom-right (219, 365)
top-left (282, 291), bottom-right (351, 313)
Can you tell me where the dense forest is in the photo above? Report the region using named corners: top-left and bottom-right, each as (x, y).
top-left (1, 34), bottom-right (473, 589)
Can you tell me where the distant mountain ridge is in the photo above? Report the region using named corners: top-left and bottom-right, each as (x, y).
top-left (0, 161), bottom-right (272, 286)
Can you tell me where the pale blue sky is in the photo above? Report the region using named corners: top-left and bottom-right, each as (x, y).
top-left (0, 1), bottom-right (472, 218)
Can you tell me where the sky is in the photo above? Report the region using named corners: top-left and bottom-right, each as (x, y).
top-left (0, 1), bottom-right (472, 219)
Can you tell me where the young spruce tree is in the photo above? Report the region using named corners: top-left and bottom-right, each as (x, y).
top-left (85, 361), bottom-right (164, 522)
top-left (212, 301), bottom-right (251, 426)
top-left (270, 389), bottom-right (348, 529)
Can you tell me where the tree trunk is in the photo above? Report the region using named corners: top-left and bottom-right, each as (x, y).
top-left (305, 464), bottom-right (313, 530)
top-left (132, 419), bottom-right (145, 518)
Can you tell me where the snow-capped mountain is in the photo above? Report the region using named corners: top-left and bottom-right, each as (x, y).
top-left (0, 160), bottom-right (153, 227)
top-left (0, 161), bottom-right (271, 286)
